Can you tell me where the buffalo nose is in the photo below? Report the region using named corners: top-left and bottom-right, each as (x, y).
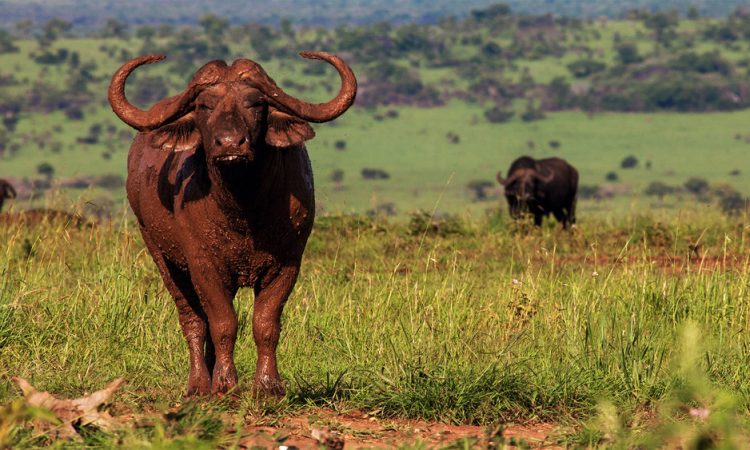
top-left (214, 133), bottom-right (247, 148)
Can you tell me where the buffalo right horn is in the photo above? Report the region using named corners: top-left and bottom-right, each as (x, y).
top-left (254, 51), bottom-right (357, 123)
top-left (108, 55), bottom-right (201, 131)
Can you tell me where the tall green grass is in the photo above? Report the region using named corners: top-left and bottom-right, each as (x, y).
top-left (1, 210), bottom-right (749, 446)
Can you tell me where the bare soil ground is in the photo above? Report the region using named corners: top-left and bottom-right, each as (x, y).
top-left (236, 409), bottom-right (564, 449)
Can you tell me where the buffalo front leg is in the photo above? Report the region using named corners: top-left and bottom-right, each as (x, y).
top-left (190, 268), bottom-right (239, 394)
top-left (160, 260), bottom-right (212, 396)
top-left (252, 266), bottom-right (300, 396)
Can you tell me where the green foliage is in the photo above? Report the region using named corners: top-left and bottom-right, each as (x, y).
top-left (670, 51), bottom-right (732, 76)
top-left (578, 323), bottom-right (748, 448)
top-left (484, 105), bottom-right (515, 123)
top-left (567, 59), bottom-right (607, 78)
top-left (615, 42), bottom-right (643, 65)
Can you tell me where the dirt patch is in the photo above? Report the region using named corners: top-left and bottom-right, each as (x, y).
top-left (238, 409), bottom-right (564, 449)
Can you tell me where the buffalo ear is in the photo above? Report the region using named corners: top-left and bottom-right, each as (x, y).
top-left (149, 113), bottom-right (202, 152)
top-left (266, 108), bottom-right (315, 148)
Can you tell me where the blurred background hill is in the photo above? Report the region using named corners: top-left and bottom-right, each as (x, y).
top-left (1, 1), bottom-right (750, 220)
top-left (1, 0), bottom-right (749, 29)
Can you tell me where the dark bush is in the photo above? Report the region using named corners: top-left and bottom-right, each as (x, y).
top-left (484, 106), bottom-right (515, 123)
top-left (92, 174), bottom-right (124, 189)
top-left (616, 42), bottom-right (643, 65)
top-left (684, 177), bottom-right (709, 196)
top-left (37, 162), bottom-right (55, 179)
top-left (620, 155), bottom-right (639, 169)
top-left (521, 102), bottom-right (545, 122)
top-left (367, 202), bottom-right (397, 217)
top-left (408, 210), bottom-right (466, 237)
top-left (567, 59), bottom-right (606, 78)
top-left (605, 171), bottom-right (619, 181)
top-left (334, 140), bottom-right (347, 151)
top-left (644, 181), bottom-right (676, 200)
top-left (361, 168), bottom-right (391, 180)
top-left (578, 184), bottom-right (601, 199)
top-left (466, 179), bottom-right (495, 201)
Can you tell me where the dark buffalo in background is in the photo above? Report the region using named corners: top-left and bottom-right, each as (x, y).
top-left (497, 156), bottom-right (578, 228)
top-left (0, 179), bottom-right (16, 212)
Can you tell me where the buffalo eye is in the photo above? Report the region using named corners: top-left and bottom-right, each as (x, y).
top-left (196, 102), bottom-right (214, 112)
top-left (242, 99), bottom-right (265, 109)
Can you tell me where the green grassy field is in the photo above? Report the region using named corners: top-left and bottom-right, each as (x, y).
top-left (1, 211), bottom-right (749, 446)
top-left (5, 102), bottom-right (750, 219)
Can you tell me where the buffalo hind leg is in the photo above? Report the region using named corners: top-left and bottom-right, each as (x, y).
top-left (534, 214), bottom-right (543, 227)
top-left (252, 266), bottom-right (300, 396)
top-left (553, 209), bottom-right (570, 229)
top-left (152, 256), bottom-right (212, 397)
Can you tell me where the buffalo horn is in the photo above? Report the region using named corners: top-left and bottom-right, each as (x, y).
top-left (108, 55), bottom-right (200, 131)
top-left (253, 52), bottom-right (357, 123)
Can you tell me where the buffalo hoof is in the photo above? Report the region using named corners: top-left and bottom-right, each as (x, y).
top-left (252, 374), bottom-right (286, 397)
top-left (211, 363), bottom-right (238, 394)
top-left (186, 376), bottom-right (211, 397)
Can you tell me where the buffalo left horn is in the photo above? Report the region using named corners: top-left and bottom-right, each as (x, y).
top-left (535, 168), bottom-right (555, 183)
top-left (253, 51), bottom-right (357, 123)
top-left (108, 55), bottom-right (202, 131)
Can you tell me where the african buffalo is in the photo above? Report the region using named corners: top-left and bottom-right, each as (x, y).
top-left (497, 156), bottom-right (578, 228)
top-left (0, 179), bottom-right (16, 212)
top-left (108, 52), bottom-right (356, 396)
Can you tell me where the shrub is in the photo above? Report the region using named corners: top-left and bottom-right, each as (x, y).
top-left (578, 184), bottom-right (601, 199)
top-left (361, 168), bottom-right (391, 180)
top-left (36, 162), bottom-right (55, 180)
top-left (466, 179), bottom-right (495, 201)
top-left (521, 102), bottom-right (545, 122)
top-left (408, 210), bottom-right (466, 237)
top-left (605, 171), bottom-right (618, 181)
top-left (620, 155), bottom-right (639, 169)
top-left (615, 42), bottom-right (643, 65)
top-left (483, 106), bottom-right (515, 124)
top-left (567, 59), bottom-right (606, 78)
top-left (334, 140), bottom-right (347, 151)
top-left (92, 174), bottom-right (124, 189)
top-left (644, 181), bottom-right (675, 200)
top-left (684, 177), bottom-right (709, 196)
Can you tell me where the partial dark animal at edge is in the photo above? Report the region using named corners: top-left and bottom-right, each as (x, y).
top-left (0, 178), bottom-right (89, 227)
top-left (497, 156), bottom-right (578, 229)
top-left (0, 179), bottom-right (16, 212)
top-left (108, 51), bottom-right (356, 397)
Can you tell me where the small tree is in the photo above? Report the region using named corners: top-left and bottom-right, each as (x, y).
top-left (567, 59), bottom-right (606, 78)
top-left (521, 101), bottom-right (545, 122)
top-left (684, 177), bottom-right (709, 196)
top-left (616, 42), bottom-right (643, 65)
top-left (329, 169), bottom-right (344, 190)
top-left (37, 162), bottom-right (55, 181)
top-left (466, 179), bottom-right (495, 201)
top-left (644, 181), bottom-right (675, 200)
top-left (620, 155), bottom-right (639, 169)
top-left (484, 106), bottom-right (515, 124)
